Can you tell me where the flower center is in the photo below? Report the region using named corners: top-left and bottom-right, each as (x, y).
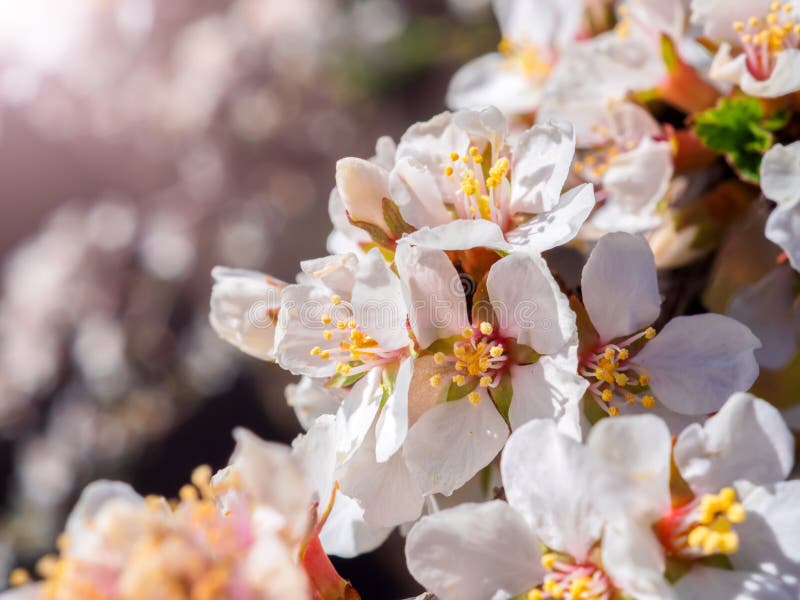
top-left (429, 322), bottom-right (508, 405)
top-left (498, 36), bottom-right (553, 80)
top-left (656, 486), bottom-right (746, 558)
top-left (527, 552), bottom-right (614, 600)
top-left (573, 138), bottom-right (637, 181)
top-left (579, 327), bottom-right (657, 417)
top-left (311, 294), bottom-right (407, 376)
top-left (444, 147), bottom-right (512, 229)
top-left (733, 3), bottom-right (800, 80)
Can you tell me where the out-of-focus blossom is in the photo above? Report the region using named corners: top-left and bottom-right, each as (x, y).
top-left (761, 142), bottom-right (800, 270)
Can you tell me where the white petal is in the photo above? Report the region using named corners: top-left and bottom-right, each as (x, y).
top-left (400, 219), bottom-right (512, 252)
top-left (454, 106), bottom-right (509, 143)
top-left (351, 247), bottom-right (410, 350)
top-left (209, 267), bottom-right (282, 361)
top-left (335, 157), bottom-right (391, 231)
top-left (740, 49), bottom-right (800, 98)
top-left (734, 480), bottom-right (800, 588)
top-left (487, 252), bottom-right (576, 354)
top-left (766, 199), bottom-right (800, 271)
top-left (586, 198), bottom-right (664, 235)
top-left (580, 232), bottom-right (661, 342)
top-left (0, 587), bottom-right (44, 600)
top-left (319, 491), bottom-right (392, 558)
top-left (727, 266), bottom-right (800, 371)
top-left (338, 424), bottom-right (424, 528)
top-left (507, 357), bottom-right (587, 440)
top-left (336, 368), bottom-right (383, 459)
top-left (405, 501), bottom-right (543, 600)
top-left (291, 415), bottom-right (338, 512)
top-left (493, 0), bottom-right (583, 48)
top-left (691, 0), bottom-right (767, 41)
top-left (375, 357), bottom-right (413, 462)
top-left (505, 183), bottom-right (595, 253)
top-left (298, 252), bottom-right (358, 296)
top-left (510, 120), bottom-right (576, 214)
top-left (394, 244), bottom-right (469, 348)
top-left (673, 566), bottom-right (794, 600)
top-left (601, 519), bottom-right (674, 600)
top-left (761, 142), bottom-right (800, 204)
top-left (635, 314), bottom-right (761, 415)
top-left (286, 376), bottom-right (342, 431)
top-left (395, 111), bottom-right (470, 186)
top-left (588, 415), bottom-right (672, 519)
top-left (327, 188), bottom-right (369, 254)
top-left (389, 156), bottom-right (451, 228)
top-left (404, 392), bottom-right (508, 496)
top-left (446, 53), bottom-right (544, 115)
top-left (603, 139), bottom-right (673, 212)
top-left (501, 419), bottom-right (603, 559)
top-left (674, 393), bottom-right (795, 495)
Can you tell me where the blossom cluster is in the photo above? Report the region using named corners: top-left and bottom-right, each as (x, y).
top-left (6, 0), bottom-right (800, 598)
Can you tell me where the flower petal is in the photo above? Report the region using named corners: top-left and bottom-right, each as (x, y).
top-left (673, 393), bottom-right (795, 495)
top-left (673, 566), bottom-right (794, 600)
top-left (375, 357), bottom-right (413, 463)
top-left (394, 243), bottom-right (470, 348)
top-left (635, 314), bottom-right (761, 415)
top-left (404, 392), bottom-right (508, 496)
top-left (505, 183), bottom-right (595, 253)
top-left (285, 376), bottom-right (342, 431)
top-left (761, 142), bottom-right (800, 204)
top-left (602, 139), bottom-right (673, 213)
top-left (335, 157), bottom-right (391, 231)
top-left (336, 368), bottom-right (383, 458)
top-left (389, 156), bottom-right (451, 228)
top-left (351, 247), bottom-right (410, 350)
top-left (319, 491), bottom-right (392, 558)
top-left (405, 501), bottom-right (543, 600)
top-left (493, 0), bottom-right (583, 48)
top-left (400, 219), bottom-right (512, 252)
top-left (507, 357), bottom-right (587, 440)
top-left (487, 252), bottom-right (576, 354)
top-left (501, 419), bottom-right (603, 559)
top-left (580, 232), bottom-right (661, 343)
top-left (510, 120), bottom-right (576, 214)
top-left (765, 199), bottom-right (800, 272)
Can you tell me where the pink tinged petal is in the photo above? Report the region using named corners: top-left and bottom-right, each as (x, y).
top-left (338, 424), bottom-right (424, 528)
top-left (765, 200), bottom-right (800, 272)
top-left (733, 480), bottom-right (800, 588)
top-left (351, 248), bottom-right (410, 350)
top-left (510, 120), bottom-right (576, 214)
top-left (395, 112), bottom-right (470, 188)
top-left (493, 0), bottom-right (583, 48)
top-left (405, 501), bottom-right (543, 600)
top-left (691, 0), bottom-right (768, 41)
top-left (635, 314), bottom-right (761, 415)
top-left (673, 566), bottom-right (794, 600)
top-left (761, 142), bottom-right (800, 204)
top-left (505, 183), bottom-right (596, 254)
top-left (739, 49), bottom-right (800, 99)
top-left (601, 520), bottom-right (674, 600)
top-left (394, 244), bottom-right (469, 348)
top-left (0, 586), bottom-right (45, 600)
top-left (400, 220), bottom-right (512, 252)
top-left (446, 53), bottom-right (544, 115)
top-left (453, 106), bottom-right (509, 143)
top-left (335, 157), bottom-right (391, 231)
top-left (403, 391), bottom-right (508, 496)
top-left (674, 393), bottom-right (795, 495)
top-left (319, 491), bottom-right (392, 558)
top-left (588, 415), bottom-right (672, 519)
top-left (580, 232), bottom-right (661, 343)
top-left (500, 419), bottom-right (604, 559)
top-left (327, 188), bottom-right (369, 254)
top-left (728, 266), bottom-right (800, 371)
top-left (389, 157), bottom-right (451, 228)
top-left (298, 253), bottom-right (358, 296)
top-left (507, 358), bottom-right (587, 440)
top-left (375, 357), bottom-right (413, 463)
top-left (487, 252), bottom-right (576, 354)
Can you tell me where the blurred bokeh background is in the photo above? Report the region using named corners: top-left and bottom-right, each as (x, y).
top-left (0, 0), bottom-right (500, 596)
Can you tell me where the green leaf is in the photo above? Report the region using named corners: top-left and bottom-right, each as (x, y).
top-left (693, 97), bottom-right (790, 183)
top-left (446, 378), bottom-right (478, 402)
top-left (661, 33), bottom-right (679, 73)
top-left (381, 197), bottom-right (415, 239)
top-left (489, 371), bottom-right (513, 421)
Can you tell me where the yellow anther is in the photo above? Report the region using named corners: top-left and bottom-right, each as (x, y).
top-left (319, 350), bottom-right (330, 360)
top-left (749, 16), bottom-right (760, 26)
top-left (717, 532), bottom-right (740, 554)
top-left (719, 487), bottom-right (736, 507)
top-left (541, 553), bottom-right (558, 570)
top-left (594, 367), bottom-right (607, 380)
top-left (614, 372), bottom-right (629, 386)
top-left (642, 395), bottom-right (655, 408)
top-left (8, 568), bottom-right (30, 587)
top-left (479, 322), bottom-right (494, 335)
top-left (335, 320), bottom-right (347, 330)
top-left (602, 389), bottom-right (613, 403)
top-left (785, 2), bottom-right (794, 12)
top-left (330, 294), bottom-right (342, 306)
top-left (479, 376), bottom-right (492, 387)
top-left (767, 12), bottom-right (778, 24)
top-left (455, 360), bottom-right (466, 371)
top-left (434, 352), bottom-right (446, 365)
top-left (474, 155), bottom-right (484, 164)
top-left (444, 165), bottom-right (454, 177)
top-left (321, 314), bottom-right (332, 325)
top-left (462, 327), bottom-right (474, 339)
top-left (469, 146), bottom-right (480, 156)
top-left (323, 330), bottom-right (333, 340)
top-left (489, 345), bottom-right (504, 358)
top-left (644, 327), bottom-right (656, 339)
top-left (468, 391), bottom-right (482, 405)
top-left (453, 374), bottom-right (466, 386)
top-left (337, 363), bottom-right (351, 375)
top-left (608, 406), bottom-right (619, 416)
top-left (179, 484), bottom-right (199, 501)
top-left (527, 590), bottom-right (543, 600)
top-left (604, 347), bottom-right (615, 360)
top-left (191, 464), bottom-right (212, 490)
top-left (771, 1), bottom-right (781, 10)
top-left (733, 21), bottom-right (745, 31)
top-left (639, 374), bottom-right (650, 386)
top-left (310, 346), bottom-right (322, 356)
top-left (348, 319), bottom-right (357, 329)
top-left (569, 577), bottom-right (591, 598)
top-left (624, 391), bottom-right (636, 404)
top-left (687, 525), bottom-right (709, 548)
top-left (574, 161), bottom-right (584, 173)
top-left (617, 348), bottom-right (629, 361)
top-left (429, 374), bottom-right (442, 387)
top-left (543, 580), bottom-right (564, 599)
top-left (450, 152), bottom-right (460, 161)
top-left (727, 503), bottom-right (746, 524)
